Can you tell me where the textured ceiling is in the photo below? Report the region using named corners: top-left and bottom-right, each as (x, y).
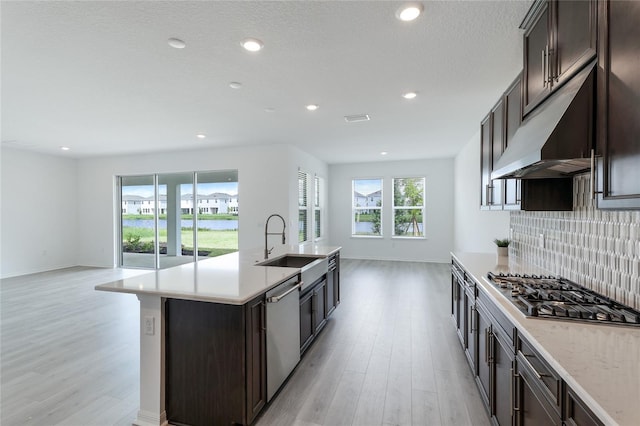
top-left (1, 1), bottom-right (532, 163)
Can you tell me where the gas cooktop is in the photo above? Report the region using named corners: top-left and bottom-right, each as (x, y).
top-left (486, 272), bottom-right (640, 327)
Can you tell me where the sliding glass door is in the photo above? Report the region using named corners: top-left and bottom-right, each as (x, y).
top-left (118, 170), bottom-right (238, 269)
top-left (120, 175), bottom-right (156, 269)
top-left (194, 170), bottom-right (239, 258)
top-left (157, 172), bottom-right (195, 269)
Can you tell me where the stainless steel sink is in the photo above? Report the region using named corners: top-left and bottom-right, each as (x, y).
top-left (259, 255), bottom-right (322, 268)
top-left (258, 255), bottom-right (328, 291)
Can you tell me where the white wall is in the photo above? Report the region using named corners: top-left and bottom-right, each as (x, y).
top-left (328, 159), bottom-right (454, 263)
top-left (75, 144), bottom-right (326, 268)
top-left (1, 148), bottom-right (78, 278)
top-left (453, 130), bottom-right (510, 253)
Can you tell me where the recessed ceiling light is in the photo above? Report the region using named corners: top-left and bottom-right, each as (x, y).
top-left (403, 91), bottom-right (418, 99)
top-left (381, 151), bottom-right (388, 156)
top-left (264, 107), bottom-right (276, 113)
top-left (242, 38), bottom-right (264, 52)
top-left (396, 3), bottom-right (424, 21)
top-left (60, 146), bottom-right (70, 151)
top-left (229, 82), bottom-right (242, 89)
top-left (306, 104), bottom-right (319, 111)
top-left (168, 38), bottom-right (186, 49)
top-left (196, 133), bottom-right (206, 139)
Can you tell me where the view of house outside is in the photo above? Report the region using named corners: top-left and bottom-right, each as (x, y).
top-left (352, 178), bottom-right (383, 236)
top-left (352, 177), bottom-right (425, 237)
top-left (121, 176), bottom-right (239, 260)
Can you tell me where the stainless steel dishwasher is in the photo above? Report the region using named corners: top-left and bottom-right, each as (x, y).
top-left (266, 275), bottom-right (301, 401)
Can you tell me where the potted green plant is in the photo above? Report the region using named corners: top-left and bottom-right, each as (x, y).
top-left (494, 238), bottom-right (510, 258)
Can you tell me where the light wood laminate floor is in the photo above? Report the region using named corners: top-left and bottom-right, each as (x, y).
top-left (1, 260), bottom-right (490, 426)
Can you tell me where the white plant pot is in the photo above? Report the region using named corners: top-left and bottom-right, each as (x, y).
top-left (496, 246), bottom-right (509, 265)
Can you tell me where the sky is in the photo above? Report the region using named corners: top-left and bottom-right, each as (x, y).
top-left (353, 179), bottom-right (382, 196)
top-left (123, 182), bottom-right (238, 197)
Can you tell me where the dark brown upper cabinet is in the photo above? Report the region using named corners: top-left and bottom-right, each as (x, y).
top-left (503, 74), bottom-right (522, 210)
top-left (595, 0), bottom-right (640, 209)
top-left (480, 72), bottom-right (574, 212)
top-left (522, 0), bottom-right (597, 117)
top-left (480, 108), bottom-right (504, 210)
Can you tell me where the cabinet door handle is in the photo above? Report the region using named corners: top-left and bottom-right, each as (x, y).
top-left (510, 367), bottom-right (514, 417)
top-left (546, 44), bottom-right (552, 86)
top-left (521, 353), bottom-right (548, 380)
top-left (590, 149), bottom-right (603, 200)
top-left (485, 328), bottom-right (490, 364)
top-left (485, 184), bottom-right (493, 205)
top-left (553, 43), bottom-right (560, 83)
top-left (469, 306), bottom-right (475, 332)
top-left (540, 49), bottom-right (547, 87)
top-left (512, 368), bottom-right (521, 420)
top-left (489, 330), bottom-right (494, 363)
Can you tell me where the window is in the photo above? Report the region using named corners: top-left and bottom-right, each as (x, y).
top-left (118, 170), bottom-right (238, 270)
top-left (298, 170), bottom-right (308, 242)
top-left (314, 176), bottom-right (322, 240)
top-left (392, 177), bottom-right (425, 237)
top-left (352, 178), bottom-right (382, 236)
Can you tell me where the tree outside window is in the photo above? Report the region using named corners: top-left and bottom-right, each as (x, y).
top-left (392, 177), bottom-right (425, 237)
top-left (352, 178), bottom-right (382, 236)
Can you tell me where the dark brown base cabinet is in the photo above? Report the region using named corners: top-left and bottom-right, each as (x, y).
top-left (166, 296), bottom-right (266, 426)
top-left (300, 277), bottom-right (327, 354)
top-left (326, 253), bottom-right (340, 316)
top-left (451, 259), bottom-right (606, 426)
top-left (515, 337), bottom-right (562, 425)
top-left (472, 288), bottom-right (516, 426)
top-left (564, 386), bottom-right (603, 426)
top-left (453, 259), bottom-right (515, 426)
top-left (301, 253), bottom-right (340, 354)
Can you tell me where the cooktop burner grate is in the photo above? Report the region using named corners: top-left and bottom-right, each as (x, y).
top-left (487, 272), bottom-right (640, 326)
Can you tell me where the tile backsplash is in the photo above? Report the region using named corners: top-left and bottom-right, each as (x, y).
top-left (510, 174), bottom-right (640, 310)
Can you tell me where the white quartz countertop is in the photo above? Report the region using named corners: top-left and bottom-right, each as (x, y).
top-left (452, 252), bottom-right (640, 426)
top-left (95, 244), bottom-right (340, 305)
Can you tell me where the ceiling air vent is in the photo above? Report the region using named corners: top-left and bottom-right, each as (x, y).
top-left (344, 114), bottom-right (370, 123)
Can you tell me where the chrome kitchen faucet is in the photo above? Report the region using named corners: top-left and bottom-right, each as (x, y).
top-left (264, 214), bottom-right (286, 259)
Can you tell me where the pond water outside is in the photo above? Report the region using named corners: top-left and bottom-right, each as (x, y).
top-left (123, 219), bottom-right (238, 230)
top-left (354, 222), bottom-right (375, 233)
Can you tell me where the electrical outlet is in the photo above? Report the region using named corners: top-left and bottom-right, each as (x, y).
top-left (538, 233), bottom-right (545, 249)
top-left (144, 316), bottom-right (155, 336)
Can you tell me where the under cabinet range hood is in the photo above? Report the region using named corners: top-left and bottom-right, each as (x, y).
top-left (491, 60), bottom-right (596, 180)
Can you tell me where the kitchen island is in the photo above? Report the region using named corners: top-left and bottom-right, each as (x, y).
top-left (452, 252), bottom-right (640, 426)
top-left (96, 244), bottom-right (340, 426)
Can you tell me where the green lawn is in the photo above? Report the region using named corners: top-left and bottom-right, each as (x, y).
top-left (123, 226), bottom-right (238, 256)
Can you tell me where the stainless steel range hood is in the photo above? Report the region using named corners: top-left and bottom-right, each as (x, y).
top-left (491, 60), bottom-right (595, 180)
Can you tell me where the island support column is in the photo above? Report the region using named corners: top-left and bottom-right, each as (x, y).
top-left (134, 294), bottom-right (168, 426)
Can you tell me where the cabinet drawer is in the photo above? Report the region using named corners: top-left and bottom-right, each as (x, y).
top-left (477, 286), bottom-right (515, 346)
top-left (517, 337), bottom-right (562, 416)
top-left (452, 260), bottom-right (465, 282)
top-left (564, 385), bottom-right (603, 426)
